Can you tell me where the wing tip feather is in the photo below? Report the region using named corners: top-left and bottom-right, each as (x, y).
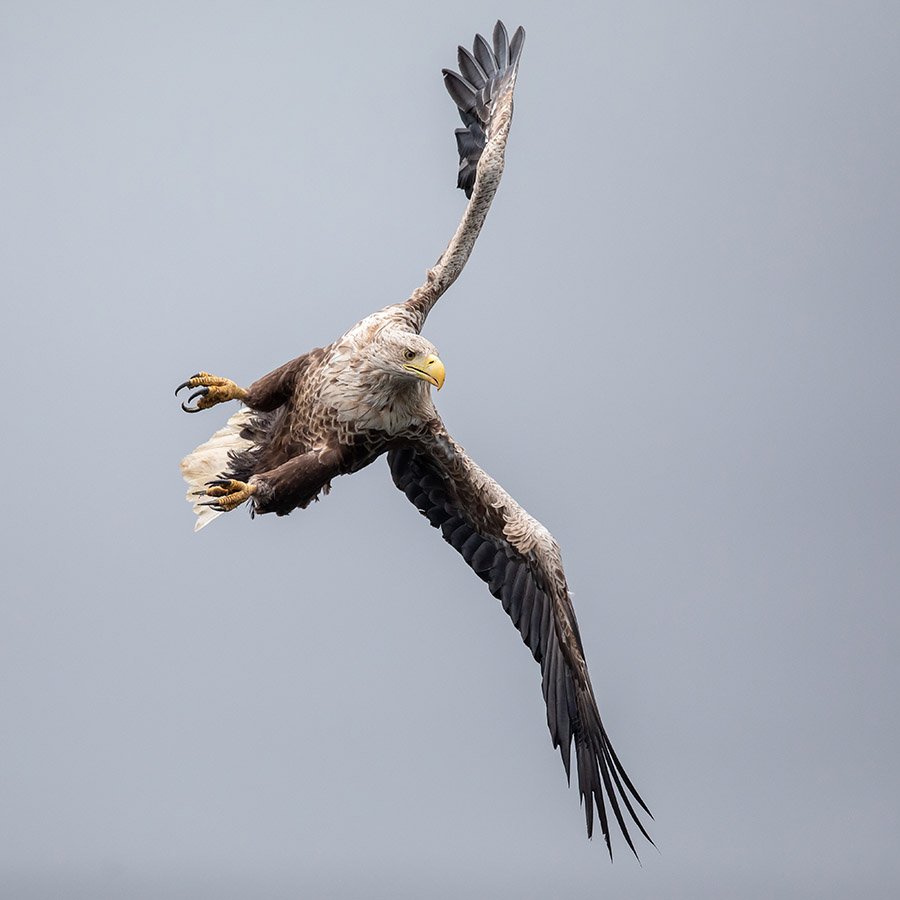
top-left (443, 20), bottom-right (525, 195)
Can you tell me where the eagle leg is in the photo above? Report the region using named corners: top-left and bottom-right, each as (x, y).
top-left (175, 372), bottom-right (248, 413)
top-left (251, 448), bottom-right (345, 516)
top-left (198, 478), bottom-right (257, 512)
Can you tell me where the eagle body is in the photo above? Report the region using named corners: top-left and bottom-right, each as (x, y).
top-left (177, 21), bottom-right (653, 858)
top-left (223, 309), bottom-right (442, 515)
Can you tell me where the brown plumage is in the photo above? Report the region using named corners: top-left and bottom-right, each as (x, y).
top-left (177, 20), bottom-right (652, 857)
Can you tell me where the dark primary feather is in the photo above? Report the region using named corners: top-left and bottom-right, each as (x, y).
top-left (473, 32), bottom-right (497, 77)
top-left (457, 45), bottom-right (486, 89)
top-left (442, 20), bottom-right (525, 198)
top-left (387, 443), bottom-right (653, 857)
top-left (492, 20), bottom-right (509, 69)
top-left (443, 71), bottom-right (477, 114)
top-left (508, 24), bottom-right (525, 67)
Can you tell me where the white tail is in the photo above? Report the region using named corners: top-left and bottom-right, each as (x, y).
top-left (180, 407), bottom-right (255, 532)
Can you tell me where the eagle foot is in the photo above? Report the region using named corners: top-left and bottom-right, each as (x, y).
top-left (198, 479), bottom-right (257, 512)
top-left (175, 372), bottom-right (247, 413)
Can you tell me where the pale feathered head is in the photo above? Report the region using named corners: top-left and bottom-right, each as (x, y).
top-left (363, 328), bottom-right (446, 390)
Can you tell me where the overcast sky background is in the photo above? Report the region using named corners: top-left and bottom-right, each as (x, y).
top-left (2, 1), bottom-right (899, 898)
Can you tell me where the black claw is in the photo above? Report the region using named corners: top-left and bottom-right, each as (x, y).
top-left (174, 374), bottom-right (201, 396)
top-left (205, 479), bottom-right (231, 487)
top-left (199, 501), bottom-right (224, 511)
top-left (179, 387), bottom-right (209, 413)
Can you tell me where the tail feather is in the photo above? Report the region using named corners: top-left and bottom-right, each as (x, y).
top-left (180, 407), bottom-right (255, 531)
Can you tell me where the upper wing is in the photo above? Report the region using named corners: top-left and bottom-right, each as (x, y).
top-left (387, 427), bottom-right (653, 857)
top-left (401, 21), bottom-right (525, 332)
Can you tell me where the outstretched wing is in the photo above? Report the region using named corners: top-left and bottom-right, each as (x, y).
top-left (402, 21), bottom-right (525, 332)
top-left (387, 427), bottom-right (653, 858)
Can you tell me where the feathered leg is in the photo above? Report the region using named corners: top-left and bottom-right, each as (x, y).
top-left (176, 352), bottom-right (313, 414)
top-left (188, 446), bottom-right (344, 524)
top-left (251, 448), bottom-right (345, 516)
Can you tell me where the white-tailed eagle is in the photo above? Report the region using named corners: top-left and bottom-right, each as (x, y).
top-left (177, 20), bottom-right (652, 857)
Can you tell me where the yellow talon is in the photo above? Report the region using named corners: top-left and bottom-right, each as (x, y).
top-left (201, 479), bottom-right (256, 512)
top-left (176, 372), bottom-right (248, 412)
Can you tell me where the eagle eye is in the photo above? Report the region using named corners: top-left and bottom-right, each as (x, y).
top-left (403, 349), bottom-right (416, 360)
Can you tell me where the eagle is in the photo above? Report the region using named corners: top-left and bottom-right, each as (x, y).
top-left (177, 20), bottom-right (652, 857)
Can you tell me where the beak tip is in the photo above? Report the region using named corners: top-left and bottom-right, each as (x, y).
top-left (404, 355), bottom-right (446, 391)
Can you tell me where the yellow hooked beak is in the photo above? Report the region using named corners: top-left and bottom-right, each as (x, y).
top-left (403, 353), bottom-right (446, 390)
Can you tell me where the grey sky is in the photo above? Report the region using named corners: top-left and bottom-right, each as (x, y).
top-left (2, 1), bottom-right (899, 897)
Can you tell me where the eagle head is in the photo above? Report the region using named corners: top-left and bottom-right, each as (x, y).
top-left (368, 329), bottom-right (446, 391)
